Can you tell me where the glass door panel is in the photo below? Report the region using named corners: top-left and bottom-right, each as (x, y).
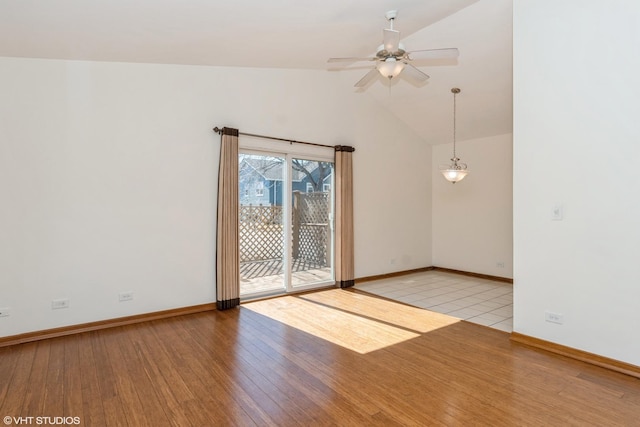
top-left (239, 153), bottom-right (286, 297)
top-left (290, 158), bottom-right (334, 288)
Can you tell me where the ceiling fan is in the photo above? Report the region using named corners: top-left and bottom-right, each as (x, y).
top-left (328, 10), bottom-right (459, 88)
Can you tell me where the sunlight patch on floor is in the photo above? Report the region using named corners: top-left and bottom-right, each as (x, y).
top-left (242, 289), bottom-right (460, 354)
top-left (299, 290), bottom-right (460, 333)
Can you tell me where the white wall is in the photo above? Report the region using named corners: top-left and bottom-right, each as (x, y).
top-left (432, 134), bottom-right (513, 278)
top-left (0, 57), bottom-right (431, 337)
top-left (350, 97), bottom-right (432, 278)
top-left (514, 1), bottom-right (640, 365)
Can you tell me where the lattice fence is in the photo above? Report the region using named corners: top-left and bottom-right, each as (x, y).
top-left (239, 204), bottom-right (282, 225)
top-left (239, 194), bottom-right (331, 268)
top-left (293, 192), bottom-right (331, 267)
top-left (239, 205), bottom-right (283, 262)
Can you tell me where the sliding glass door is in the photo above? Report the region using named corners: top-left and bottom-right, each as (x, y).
top-left (239, 151), bottom-right (334, 298)
top-left (290, 158), bottom-right (334, 288)
top-left (239, 152), bottom-right (286, 296)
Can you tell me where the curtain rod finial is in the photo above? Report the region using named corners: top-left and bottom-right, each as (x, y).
top-left (213, 126), bottom-right (223, 134)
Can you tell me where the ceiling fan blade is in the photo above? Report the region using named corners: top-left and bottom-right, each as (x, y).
top-left (354, 68), bottom-right (379, 88)
top-left (401, 63), bottom-right (430, 84)
top-left (328, 57), bottom-right (377, 63)
top-left (383, 29), bottom-right (400, 53)
top-left (407, 48), bottom-right (459, 61)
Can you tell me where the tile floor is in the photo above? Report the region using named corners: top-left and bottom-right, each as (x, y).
top-left (355, 270), bottom-right (513, 332)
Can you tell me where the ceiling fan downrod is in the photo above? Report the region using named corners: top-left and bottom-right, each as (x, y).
top-left (385, 10), bottom-right (398, 29)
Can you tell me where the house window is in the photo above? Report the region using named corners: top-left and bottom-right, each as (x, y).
top-left (306, 183), bottom-right (314, 193)
top-left (255, 182), bottom-right (264, 196)
top-left (323, 183), bottom-right (331, 192)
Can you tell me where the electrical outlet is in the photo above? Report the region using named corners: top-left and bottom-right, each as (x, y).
top-left (119, 292), bottom-right (134, 302)
top-left (545, 310), bottom-right (564, 324)
top-left (0, 307), bottom-right (10, 317)
top-left (390, 258), bottom-right (396, 265)
top-left (496, 262), bottom-right (505, 268)
top-left (52, 298), bottom-right (69, 309)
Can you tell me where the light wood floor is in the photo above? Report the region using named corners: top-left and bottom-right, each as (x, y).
top-left (1, 289), bottom-right (639, 426)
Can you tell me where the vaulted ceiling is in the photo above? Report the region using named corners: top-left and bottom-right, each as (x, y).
top-left (0, 0), bottom-right (512, 144)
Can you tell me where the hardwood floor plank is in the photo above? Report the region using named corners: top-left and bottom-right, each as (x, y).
top-left (43, 339), bottom-right (65, 416)
top-left (76, 333), bottom-right (106, 426)
top-left (236, 313), bottom-right (375, 425)
top-left (240, 310), bottom-right (380, 426)
top-left (167, 313), bottom-right (278, 426)
top-left (0, 343), bottom-right (36, 418)
top-left (244, 312), bottom-right (444, 421)
top-left (228, 342), bottom-right (329, 423)
top-left (372, 328), bottom-right (568, 425)
top-left (0, 346), bottom-right (20, 408)
top-left (106, 326), bottom-right (172, 427)
top-left (1, 289), bottom-right (639, 426)
top-left (21, 341), bottom-right (50, 416)
top-left (100, 330), bottom-right (149, 426)
top-left (63, 338), bottom-right (84, 421)
top-left (238, 307), bottom-right (449, 426)
top-left (136, 323), bottom-right (196, 410)
top-left (238, 313), bottom-right (378, 424)
top-left (389, 324), bottom-right (619, 425)
top-left (89, 331), bottom-right (130, 426)
top-left (243, 321), bottom-right (381, 419)
top-left (190, 312), bottom-right (313, 426)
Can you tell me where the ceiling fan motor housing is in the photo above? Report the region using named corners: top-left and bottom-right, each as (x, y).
top-left (376, 43), bottom-right (406, 59)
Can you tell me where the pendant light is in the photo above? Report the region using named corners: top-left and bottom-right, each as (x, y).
top-left (440, 88), bottom-right (469, 183)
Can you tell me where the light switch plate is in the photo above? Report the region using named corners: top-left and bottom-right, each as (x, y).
top-left (551, 205), bottom-right (563, 220)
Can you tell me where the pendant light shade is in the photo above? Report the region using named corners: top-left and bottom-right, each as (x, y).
top-left (440, 88), bottom-right (469, 183)
top-left (377, 57), bottom-right (405, 79)
top-left (442, 166), bottom-right (469, 183)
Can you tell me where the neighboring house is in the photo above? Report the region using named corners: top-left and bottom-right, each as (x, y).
top-left (239, 156), bottom-right (332, 206)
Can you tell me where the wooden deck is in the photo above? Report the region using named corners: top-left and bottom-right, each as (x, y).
top-left (240, 258), bottom-right (326, 279)
top-left (1, 289), bottom-right (639, 425)
top-left (240, 259), bottom-right (332, 295)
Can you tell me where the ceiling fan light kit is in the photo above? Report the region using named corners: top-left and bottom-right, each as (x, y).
top-left (327, 10), bottom-right (459, 88)
top-left (440, 88), bottom-right (469, 184)
top-left (378, 57), bottom-right (405, 79)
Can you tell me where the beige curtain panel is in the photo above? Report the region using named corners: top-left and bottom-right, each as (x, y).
top-left (216, 127), bottom-right (240, 310)
top-left (334, 145), bottom-right (355, 288)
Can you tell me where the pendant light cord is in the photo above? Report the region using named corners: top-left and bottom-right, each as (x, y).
top-left (453, 90), bottom-right (456, 159)
top-left (451, 87), bottom-right (461, 160)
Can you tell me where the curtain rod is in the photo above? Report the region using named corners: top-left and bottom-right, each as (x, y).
top-left (212, 126), bottom-right (335, 149)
